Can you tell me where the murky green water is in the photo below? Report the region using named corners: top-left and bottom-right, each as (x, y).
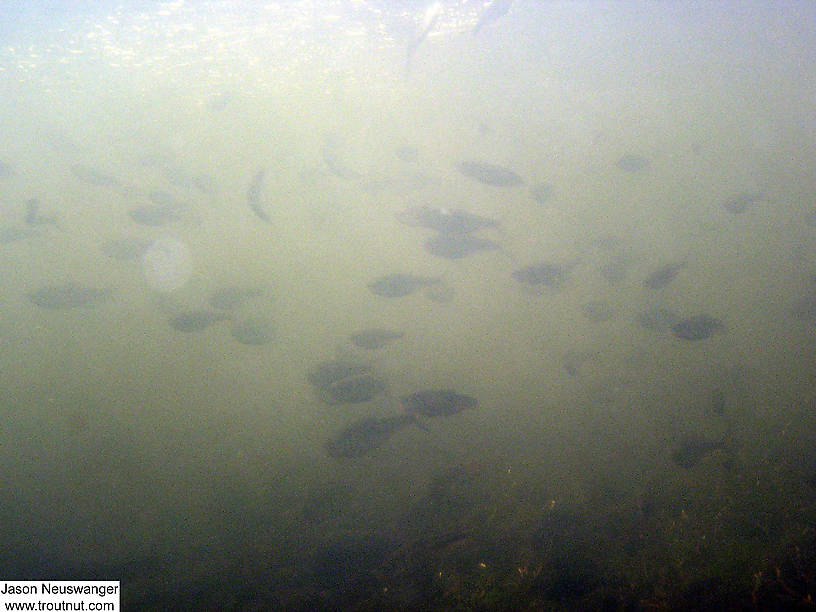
top-left (1, 2), bottom-right (815, 608)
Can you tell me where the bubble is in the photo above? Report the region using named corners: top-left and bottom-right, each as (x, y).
top-left (142, 237), bottom-right (192, 292)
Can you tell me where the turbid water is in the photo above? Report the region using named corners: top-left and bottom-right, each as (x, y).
top-left (1, 1), bottom-right (815, 609)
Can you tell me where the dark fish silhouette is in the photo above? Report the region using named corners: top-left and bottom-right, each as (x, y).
top-left (209, 286), bottom-right (263, 310)
top-left (247, 169), bottom-right (271, 222)
top-left (230, 315), bottom-right (275, 345)
top-left (402, 390), bottom-right (477, 417)
top-left (406, 2), bottom-right (442, 73)
top-left (28, 283), bottom-right (113, 309)
top-left (635, 306), bottom-right (681, 331)
top-left (69, 164), bottom-right (119, 187)
top-left (424, 234), bottom-right (500, 259)
top-left (350, 328), bottom-right (404, 349)
top-left (367, 273), bottom-right (441, 298)
top-left (529, 182), bottom-right (554, 204)
top-left (24, 199), bottom-right (58, 227)
top-left (643, 261), bottom-right (686, 289)
top-left (458, 161), bottom-right (523, 186)
top-left (326, 373), bottom-right (386, 404)
top-left (671, 314), bottom-right (724, 340)
top-left (321, 145), bottom-right (361, 180)
top-left (472, 0), bottom-right (513, 34)
top-left (396, 205), bottom-right (499, 234)
top-left (0, 161), bottom-right (15, 178)
top-left (100, 236), bottom-right (152, 260)
top-left (326, 414), bottom-right (418, 458)
top-left (169, 310), bottom-right (229, 333)
top-left (0, 226), bottom-right (39, 244)
top-left (671, 434), bottom-right (725, 468)
top-left (512, 262), bottom-right (572, 288)
top-left (581, 300), bottom-right (615, 322)
top-left (128, 205), bottom-right (180, 226)
top-left (723, 191), bottom-right (763, 214)
top-left (307, 360), bottom-right (384, 404)
top-left (615, 154), bottom-right (649, 172)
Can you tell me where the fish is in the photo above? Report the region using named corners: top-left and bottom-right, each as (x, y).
top-left (723, 191), bottom-right (763, 214)
top-left (401, 390), bottom-right (477, 417)
top-left (0, 161), bottom-right (15, 178)
top-left (69, 164), bottom-right (119, 187)
top-left (321, 144), bottom-right (362, 180)
top-left (209, 286), bottom-right (264, 310)
top-left (100, 237), bottom-right (152, 261)
top-left (671, 434), bottom-right (725, 468)
top-left (27, 283), bottom-right (114, 309)
top-left (424, 234), bottom-right (500, 259)
top-left (325, 373), bottom-right (386, 404)
top-left (128, 205), bottom-right (180, 226)
top-left (643, 261), bottom-right (686, 289)
top-left (458, 161), bottom-right (523, 186)
top-left (169, 310), bottom-right (229, 333)
top-left (581, 300), bottom-right (615, 322)
top-left (615, 154), bottom-right (650, 172)
top-left (635, 306), bottom-right (681, 331)
top-left (671, 314), bottom-right (724, 340)
top-left (246, 169), bottom-right (271, 222)
top-left (24, 199), bottom-right (58, 227)
top-left (230, 315), bottom-right (275, 345)
top-left (529, 182), bottom-right (554, 205)
top-left (326, 414), bottom-right (418, 458)
top-left (791, 291), bottom-right (816, 321)
top-left (472, 0), bottom-right (513, 34)
top-left (395, 205), bottom-right (499, 234)
top-left (367, 273), bottom-right (441, 298)
top-left (395, 146), bottom-right (418, 163)
top-left (406, 1), bottom-right (442, 73)
top-left (350, 328), bottom-right (404, 349)
top-left (0, 226), bottom-right (39, 244)
top-left (307, 360), bottom-right (384, 404)
top-left (512, 262), bottom-right (572, 288)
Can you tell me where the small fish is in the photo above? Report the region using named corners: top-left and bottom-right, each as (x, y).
top-left (472, 0), bottom-right (513, 34)
top-left (24, 199), bottom-right (58, 227)
top-left (671, 314), bottom-right (724, 340)
top-left (671, 434), bottom-right (725, 468)
top-left (581, 300), bottom-right (615, 322)
top-left (128, 205), bottom-right (180, 226)
top-left (208, 286), bottom-right (263, 310)
top-left (28, 283), bottom-right (114, 309)
top-left (458, 161), bottom-right (523, 186)
top-left (70, 164), bottom-right (119, 187)
top-left (307, 360), bottom-right (383, 404)
top-left (169, 310), bottom-right (229, 333)
top-left (643, 261), bottom-right (686, 289)
top-left (615, 154), bottom-right (650, 172)
top-left (326, 414), bottom-right (418, 458)
top-left (247, 169), bottom-right (271, 222)
top-left (230, 315), bottom-right (276, 345)
top-left (367, 273), bottom-right (441, 298)
top-left (512, 262), bottom-right (572, 288)
top-left (325, 373), bottom-right (386, 404)
top-left (100, 237), bottom-right (152, 261)
top-left (424, 234), bottom-right (500, 259)
top-left (635, 306), bottom-right (681, 331)
top-left (321, 144), bottom-right (362, 180)
top-left (723, 191), bottom-right (763, 214)
top-left (0, 226), bottom-right (39, 244)
top-left (406, 1), bottom-right (442, 73)
top-left (395, 206), bottom-right (499, 234)
top-left (350, 328), bottom-right (404, 349)
top-left (529, 182), bottom-right (554, 205)
top-left (402, 390), bottom-right (477, 417)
